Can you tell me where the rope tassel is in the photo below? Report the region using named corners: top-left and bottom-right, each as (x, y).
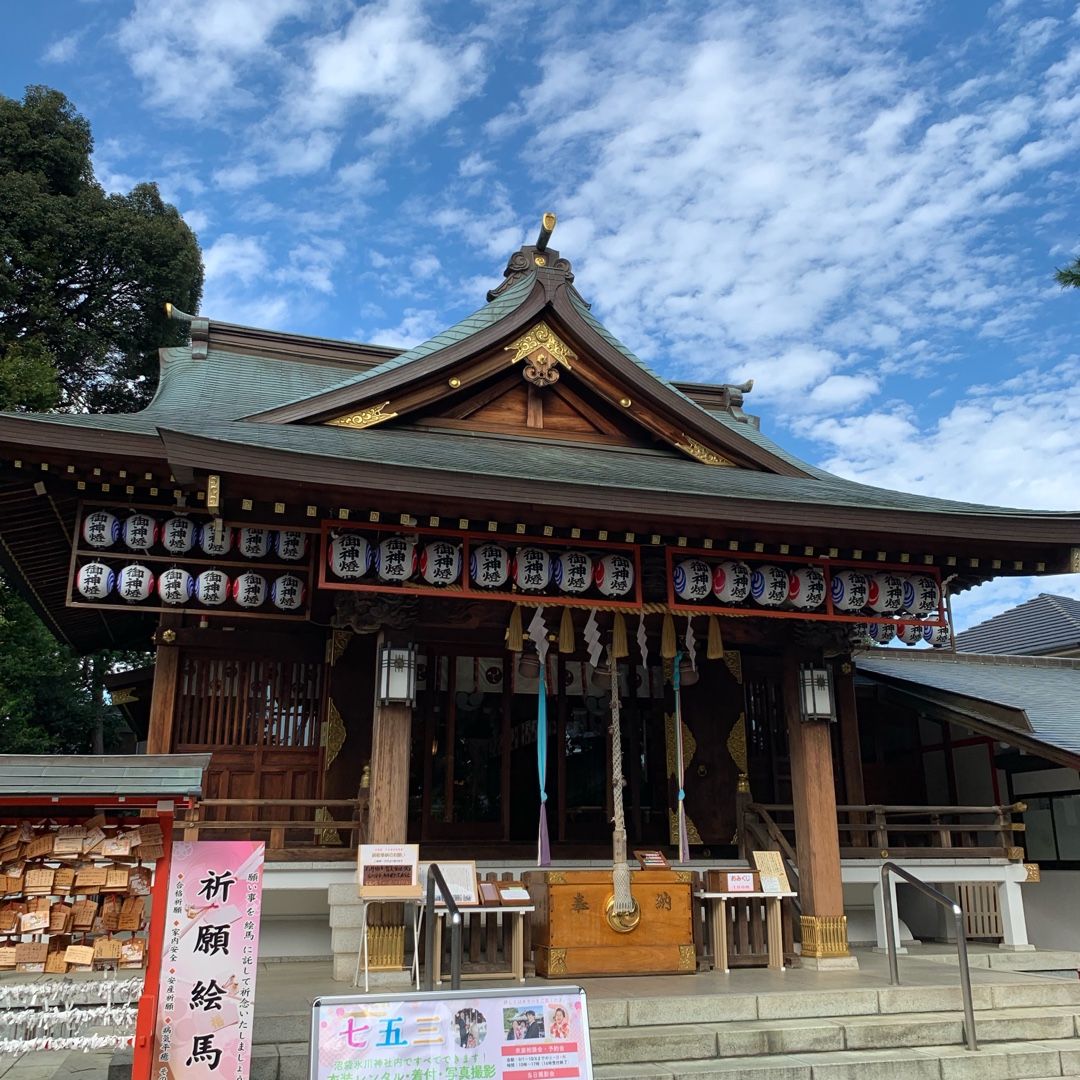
top-left (707, 615), bottom-right (724, 659)
top-left (661, 613), bottom-right (677, 659)
top-left (611, 612), bottom-right (629, 659)
top-left (559, 607), bottom-right (575, 653)
top-left (609, 649), bottom-right (634, 913)
top-left (507, 605), bottom-right (523, 652)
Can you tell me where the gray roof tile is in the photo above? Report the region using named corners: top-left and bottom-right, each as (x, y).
top-left (955, 593), bottom-right (1080, 656)
top-left (0, 754), bottom-right (211, 798)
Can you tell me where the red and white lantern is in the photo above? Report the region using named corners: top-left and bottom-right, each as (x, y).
top-left (121, 513), bottom-right (157, 550)
top-left (470, 543), bottom-right (510, 588)
top-left (904, 575), bottom-right (941, 618)
top-left (750, 565), bottom-right (789, 607)
top-left (270, 573), bottom-right (305, 611)
top-left (375, 536), bottom-right (417, 582)
top-left (712, 561), bottom-right (751, 604)
top-left (82, 510), bottom-right (119, 549)
top-left (673, 559), bottom-right (712, 601)
top-left (195, 569), bottom-right (229, 606)
top-left (420, 540), bottom-right (461, 586)
top-left (157, 567), bottom-right (194, 606)
top-left (239, 527), bottom-right (271, 559)
top-left (117, 564), bottom-right (154, 602)
top-left (895, 621), bottom-right (923, 646)
top-left (328, 533), bottom-right (371, 579)
top-left (76, 562), bottom-right (114, 600)
top-left (162, 517), bottom-right (196, 555)
top-left (513, 547), bottom-right (551, 592)
top-left (594, 553), bottom-right (634, 597)
top-left (788, 567), bottom-right (826, 610)
top-left (554, 551), bottom-right (593, 594)
top-left (232, 572), bottom-right (267, 609)
top-left (867, 573), bottom-right (905, 615)
top-left (274, 530), bottom-right (308, 562)
top-left (199, 523), bottom-right (233, 557)
top-left (831, 569), bottom-right (869, 612)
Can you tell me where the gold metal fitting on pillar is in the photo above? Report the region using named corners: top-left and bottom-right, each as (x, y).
top-left (799, 915), bottom-right (850, 958)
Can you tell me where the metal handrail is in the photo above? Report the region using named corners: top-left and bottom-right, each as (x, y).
top-left (881, 862), bottom-right (978, 1051)
top-left (422, 864), bottom-right (462, 991)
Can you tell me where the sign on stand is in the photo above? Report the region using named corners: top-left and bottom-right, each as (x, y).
top-left (311, 985), bottom-right (594, 1080)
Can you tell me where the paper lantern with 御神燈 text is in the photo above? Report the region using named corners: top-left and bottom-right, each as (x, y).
top-left (750, 564), bottom-right (789, 607)
top-left (270, 573), bottom-right (305, 610)
top-left (594, 553), bottom-right (634, 597)
top-left (831, 569), bottom-right (869, 612)
top-left (923, 624), bottom-right (951, 646)
top-left (513, 547), bottom-right (551, 591)
top-left (867, 572), bottom-right (904, 614)
top-left (195, 569), bottom-right (229, 606)
top-left (867, 620), bottom-right (897, 645)
top-left (76, 562), bottom-right (114, 600)
top-left (232, 572), bottom-right (267, 608)
top-left (787, 567), bottom-right (826, 610)
top-left (162, 516), bottom-right (196, 555)
top-left (553, 551), bottom-right (593, 593)
top-left (673, 558), bottom-right (712, 601)
top-left (200, 523), bottom-right (233, 556)
top-left (904, 574), bottom-right (941, 618)
top-left (469, 543), bottom-right (510, 588)
top-left (375, 536), bottom-right (417, 582)
top-left (157, 567), bottom-right (194, 606)
top-left (239, 527), bottom-right (271, 559)
top-left (712, 560), bottom-right (751, 603)
top-left (81, 510), bottom-right (119, 549)
top-left (419, 540), bottom-right (461, 586)
top-left (121, 513), bottom-right (157, 550)
top-left (895, 621), bottom-right (923, 646)
top-left (328, 533), bottom-right (371, 579)
top-left (274, 530), bottom-right (308, 562)
top-left (117, 564), bottom-right (154, 602)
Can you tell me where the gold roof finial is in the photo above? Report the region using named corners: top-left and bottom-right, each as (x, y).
top-left (537, 213), bottom-right (557, 252)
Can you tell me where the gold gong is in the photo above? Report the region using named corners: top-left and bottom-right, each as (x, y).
top-left (604, 894), bottom-right (641, 933)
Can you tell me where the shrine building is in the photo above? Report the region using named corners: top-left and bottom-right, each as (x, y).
top-left (2, 216), bottom-right (1079, 971)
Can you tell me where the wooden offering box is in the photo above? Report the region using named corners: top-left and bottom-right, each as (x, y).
top-left (525, 869), bottom-right (694, 977)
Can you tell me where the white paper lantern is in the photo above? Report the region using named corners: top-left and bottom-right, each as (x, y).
top-left (831, 569), bottom-right (869, 612)
top-left (157, 567), bottom-right (194, 606)
top-left (711, 561), bottom-right (752, 604)
top-left (895, 621), bottom-right (923, 646)
top-left (513, 547), bottom-right (552, 591)
top-left (76, 562), bottom-right (114, 600)
top-left (232, 571), bottom-right (267, 609)
top-left (238, 527), bottom-right (271, 559)
top-left (199, 522), bottom-right (232, 556)
top-left (594, 553), bottom-right (635, 597)
top-left (904, 574), bottom-right (941, 618)
top-left (375, 536), bottom-right (417, 582)
top-left (117, 564), bottom-right (155, 602)
top-left (867, 573), bottom-right (905, 615)
top-left (867, 621), bottom-right (897, 645)
top-left (788, 567), bottom-right (826, 610)
top-left (328, 534), bottom-right (371, 579)
top-left (270, 573), bottom-right (305, 611)
top-left (82, 510), bottom-right (119, 549)
top-left (470, 543), bottom-right (510, 588)
top-left (923, 624), bottom-right (951, 647)
top-left (553, 551), bottom-right (593, 594)
top-left (672, 559), bottom-right (712, 601)
top-left (162, 517), bottom-right (196, 555)
top-left (275, 530), bottom-right (308, 562)
top-left (419, 540), bottom-right (461, 586)
top-left (121, 513), bottom-right (157, 551)
top-left (750, 564), bottom-right (790, 607)
top-left (195, 569), bottom-right (230, 606)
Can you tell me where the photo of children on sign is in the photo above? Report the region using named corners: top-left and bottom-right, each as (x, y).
top-left (313, 990), bottom-right (590, 1080)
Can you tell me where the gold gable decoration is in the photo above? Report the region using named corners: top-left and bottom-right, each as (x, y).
top-left (677, 436), bottom-right (735, 468)
top-left (326, 401), bottom-right (397, 430)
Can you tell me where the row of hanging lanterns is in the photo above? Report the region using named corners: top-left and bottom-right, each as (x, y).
top-left (74, 563), bottom-right (305, 610)
top-left (866, 620), bottom-right (951, 646)
top-left (672, 559), bottom-right (941, 617)
top-left (327, 534), bottom-right (636, 596)
top-left (80, 510), bottom-right (309, 561)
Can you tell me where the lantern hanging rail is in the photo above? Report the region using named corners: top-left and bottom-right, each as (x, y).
top-left (881, 862), bottom-right (978, 1052)
top-left (423, 864), bottom-right (462, 992)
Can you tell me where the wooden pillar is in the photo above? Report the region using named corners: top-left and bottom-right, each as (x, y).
top-left (835, 660), bottom-right (867, 848)
top-left (368, 698), bottom-right (412, 844)
top-left (784, 655), bottom-right (852, 964)
top-left (146, 616), bottom-right (182, 755)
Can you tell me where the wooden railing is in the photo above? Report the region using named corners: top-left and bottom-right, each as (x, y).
top-left (743, 802), bottom-right (1026, 861)
top-left (179, 795), bottom-right (368, 857)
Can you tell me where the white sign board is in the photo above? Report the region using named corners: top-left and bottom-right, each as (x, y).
top-left (311, 985), bottom-right (593, 1080)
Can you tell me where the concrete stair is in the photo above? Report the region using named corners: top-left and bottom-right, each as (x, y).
top-left (589, 979), bottom-right (1080, 1079)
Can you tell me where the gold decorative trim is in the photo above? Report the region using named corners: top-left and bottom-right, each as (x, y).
top-left (323, 699), bottom-right (346, 768)
top-left (207, 473), bottom-right (221, 513)
top-left (1070, 546), bottom-right (1080, 573)
top-left (678, 944), bottom-right (696, 971)
top-left (1007, 846), bottom-right (1024, 861)
top-left (726, 711), bottom-right (748, 776)
top-left (326, 402), bottom-right (397, 429)
top-left (604, 895), bottom-right (641, 933)
top-left (547, 948), bottom-right (567, 975)
top-left (723, 649), bottom-right (743, 685)
top-left (1024, 863), bottom-right (1041, 882)
top-left (315, 806), bottom-right (343, 847)
top-left (505, 321), bottom-right (577, 370)
top-left (800, 915), bottom-right (849, 958)
top-left (673, 870), bottom-right (692, 884)
top-left (109, 688), bottom-right (138, 706)
top-left (547, 871), bottom-right (567, 885)
top-left (329, 629), bottom-right (352, 666)
top-left (668, 808), bottom-right (702, 847)
top-left (366, 923), bottom-right (405, 969)
top-left (677, 436), bottom-right (735, 468)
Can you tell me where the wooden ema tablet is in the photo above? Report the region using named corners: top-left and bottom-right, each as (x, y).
top-left (24, 868), bottom-right (55, 895)
top-left (75, 867), bottom-right (108, 891)
top-left (19, 911), bottom-right (49, 933)
top-left (49, 904), bottom-right (72, 934)
top-left (24, 835), bottom-right (54, 859)
top-left (54, 867), bottom-right (76, 894)
top-left (64, 944), bottom-right (96, 967)
top-left (15, 941), bottom-right (47, 970)
top-left (100, 897), bottom-right (121, 932)
top-left (44, 950), bottom-right (69, 974)
top-left (104, 867), bottom-right (131, 892)
top-left (94, 937), bottom-right (122, 961)
top-left (119, 939), bottom-right (145, 968)
top-left (0, 945), bottom-right (15, 969)
top-left (128, 867), bottom-right (152, 896)
top-left (71, 899), bottom-right (97, 931)
top-left (118, 897), bottom-right (143, 931)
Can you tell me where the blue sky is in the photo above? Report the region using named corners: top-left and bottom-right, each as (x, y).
top-left (4, 0), bottom-right (1080, 629)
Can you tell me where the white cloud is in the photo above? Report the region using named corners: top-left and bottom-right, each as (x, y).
top-left (459, 152), bottom-right (493, 178)
top-left (203, 234), bottom-right (271, 288)
top-left (43, 31), bottom-right (82, 63)
top-left (213, 162), bottom-right (262, 191)
top-left (368, 308), bottom-right (445, 349)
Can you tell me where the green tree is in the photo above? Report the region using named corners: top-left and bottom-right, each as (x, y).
top-left (0, 85), bottom-right (203, 412)
top-left (1055, 256), bottom-right (1080, 290)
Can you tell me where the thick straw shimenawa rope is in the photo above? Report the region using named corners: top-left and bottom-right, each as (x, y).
top-left (609, 647), bottom-right (634, 914)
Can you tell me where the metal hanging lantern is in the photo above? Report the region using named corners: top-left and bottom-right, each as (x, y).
top-left (799, 663), bottom-right (836, 722)
top-left (378, 642), bottom-right (417, 706)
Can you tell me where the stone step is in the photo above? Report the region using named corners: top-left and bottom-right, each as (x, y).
top-left (589, 1007), bottom-right (1080, 1065)
top-left (593, 1037), bottom-right (1080, 1080)
top-left (920, 950), bottom-right (1080, 974)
